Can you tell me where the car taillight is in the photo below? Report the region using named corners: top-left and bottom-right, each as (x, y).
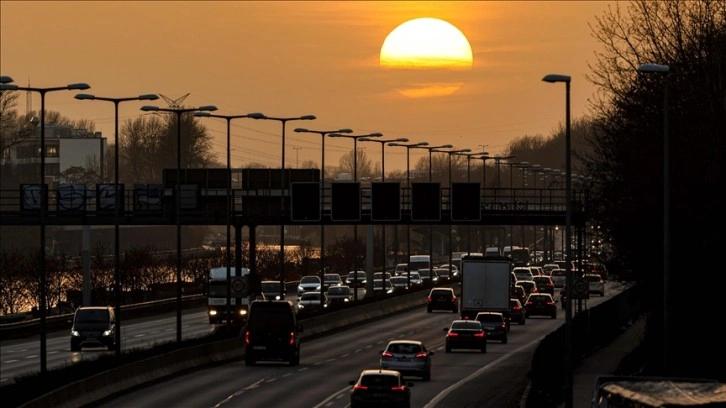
top-left (289, 331), bottom-right (296, 345)
top-left (474, 332), bottom-right (485, 338)
top-left (353, 385), bottom-right (368, 391)
top-left (526, 301), bottom-right (533, 306)
top-left (546, 301), bottom-right (554, 305)
top-left (391, 386), bottom-right (406, 391)
top-left (244, 330), bottom-right (250, 345)
top-left (451, 296), bottom-right (457, 303)
top-left (513, 305), bottom-right (522, 311)
top-left (500, 323), bottom-right (506, 329)
top-left (427, 296), bottom-right (433, 302)
top-left (382, 351), bottom-right (394, 358)
top-left (447, 331), bottom-right (459, 337)
top-left (415, 352), bottom-right (428, 359)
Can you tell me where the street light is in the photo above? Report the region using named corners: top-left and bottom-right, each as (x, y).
top-left (140, 103), bottom-right (217, 343)
top-left (455, 151), bottom-right (488, 254)
top-left (75, 92), bottom-right (159, 354)
top-left (413, 144), bottom-right (453, 272)
top-left (440, 148), bottom-right (470, 270)
top-left (542, 72), bottom-right (572, 408)
top-left (387, 141), bottom-right (429, 288)
top-left (477, 155), bottom-right (493, 248)
top-left (492, 155), bottom-right (517, 188)
top-left (194, 111), bottom-right (264, 313)
top-left (329, 132), bottom-right (383, 300)
top-left (529, 164), bottom-right (542, 260)
top-left (359, 137), bottom-right (409, 276)
top-left (0, 80), bottom-right (90, 375)
top-left (637, 62), bottom-right (670, 372)
top-left (252, 114), bottom-right (316, 295)
top-left (294, 127), bottom-right (354, 306)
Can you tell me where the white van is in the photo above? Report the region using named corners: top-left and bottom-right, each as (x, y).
top-left (408, 255), bottom-right (431, 272)
top-left (485, 247), bottom-right (501, 257)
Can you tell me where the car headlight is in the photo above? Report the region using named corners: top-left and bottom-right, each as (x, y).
top-left (316, 285), bottom-right (321, 290)
top-left (239, 309), bottom-right (247, 316)
top-left (344, 298), bottom-right (350, 302)
top-left (102, 330), bottom-right (113, 336)
top-left (209, 310), bottom-right (218, 316)
top-left (71, 330), bottom-right (80, 337)
top-left (297, 286), bottom-right (303, 292)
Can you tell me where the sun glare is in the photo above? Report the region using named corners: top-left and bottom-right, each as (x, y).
top-left (380, 17), bottom-right (473, 69)
top-left (379, 17), bottom-right (473, 98)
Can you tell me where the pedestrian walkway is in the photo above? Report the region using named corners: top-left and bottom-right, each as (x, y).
top-left (559, 315), bottom-right (646, 407)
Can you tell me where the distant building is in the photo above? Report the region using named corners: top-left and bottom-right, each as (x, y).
top-left (3, 122), bottom-right (106, 185)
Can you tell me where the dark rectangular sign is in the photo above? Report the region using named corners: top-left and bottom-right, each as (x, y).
top-left (411, 182), bottom-right (440, 221)
top-left (451, 182), bottom-right (481, 221)
top-left (291, 182), bottom-right (321, 221)
top-left (371, 182), bottom-right (401, 221)
top-left (331, 182), bottom-right (361, 221)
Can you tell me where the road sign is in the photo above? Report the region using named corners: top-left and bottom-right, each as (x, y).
top-left (232, 277), bottom-right (248, 297)
top-left (572, 278), bottom-right (589, 299)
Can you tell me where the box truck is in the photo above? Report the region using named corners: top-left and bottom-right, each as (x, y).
top-left (459, 255), bottom-right (512, 320)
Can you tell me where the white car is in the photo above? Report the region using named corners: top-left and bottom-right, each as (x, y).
top-left (584, 273), bottom-right (605, 296)
top-left (297, 275), bottom-right (321, 296)
top-left (512, 267), bottom-right (534, 282)
top-left (551, 269), bottom-right (567, 288)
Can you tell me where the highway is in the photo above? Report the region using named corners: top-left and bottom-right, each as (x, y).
top-left (1, 284), bottom-right (621, 407)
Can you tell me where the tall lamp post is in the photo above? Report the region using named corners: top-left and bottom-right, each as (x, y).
top-left (542, 72), bottom-right (572, 408)
top-left (517, 162), bottom-right (531, 248)
top-left (252, 114), bottom-right (316, 295)
top-left (194, 111), bottom-right (264, 317)
top-left (1, 80), bottom-right (91, 374)
top-left (477, 155), bottom-right (492, 248)
top-left (140, 104), bottom-right (217, 343)
top-left (388, 141), bottom-right (429, 288)
top-left (529, 164), bottom-right (542, 261)
top-left (294, 127), bottom-right (354, 306)
top-left (75, 92), bottom-right (159, 354)
top-left (413, 144), bottom-right (453, 271)
top-left (493, 155), bottom-right (517, 189)
top-left (329, 132), bottom-right (383, 300)
top-left (441, 148), bottom-right (471, 270)
top-left (637, 63), bottom-right (670, 372)
top-left (359, 137), bottom-right (409, 276)
top-left (457, 151), bottom-right (488, 253)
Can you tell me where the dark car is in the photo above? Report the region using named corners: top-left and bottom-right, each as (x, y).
top-left (511, 284), bottom-right (527, 305)
top-left (427, 287), bottom-right (458, 313)
top-left (244, 300), bottom-right (303, 366)
top-left (444, 319), bottom-right (487, 353)
top-left (379, 339), bottom-right (434, 381)
top-left (509, 298), bottom-right (526, 325)
top-left (261, 280), bottom-right (285, 300)
top-left (349, 369), bottom-right (414, 408)
top-left (474, 312), bottom-right (508, 343)
top-left (346, 271), bottom-right (367, 288)
top-left (532, 275), bottom-right (555, 295)
top-left (517, 280), bottom-right (538, 298)
top-left (70, 306), bottom-right (116, 351)
top-left (524, 293), bottom-right (558, 319)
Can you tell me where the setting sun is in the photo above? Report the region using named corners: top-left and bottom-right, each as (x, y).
top-left (380, 17), bottom-right (473, 97)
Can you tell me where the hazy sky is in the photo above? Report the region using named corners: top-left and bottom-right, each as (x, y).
top-left (1, 1), bottom-right (617, 173)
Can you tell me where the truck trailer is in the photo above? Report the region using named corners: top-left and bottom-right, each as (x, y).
top-left (459, 255), bottom-right (512, 320)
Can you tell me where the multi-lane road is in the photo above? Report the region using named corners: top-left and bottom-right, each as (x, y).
top-left (1, 284), bottom-right (622, 407)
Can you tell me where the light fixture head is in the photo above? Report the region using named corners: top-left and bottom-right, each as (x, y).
top-left (140, 105), bottom-right (160, 111)
top-left (247, 112), bottom-right (265, 119)
top-left (542, 74), bottom-right (571, 83)
top-left (198, 105), bottom-right (217, 112)
top-left (637, 63), bottom-right (670, 73)
top-left (0, 76), bottom-right (14, 84)
top-left (74, 93), bottom-right (95, 100)
top-left (139, 94), bottom-right (159, 101)
top-left (193, 111), bottom-right (211, 117)
top-left (301, 115), bottom-right (316, 120)
top-left (68, 83), bottom-right (91, 90)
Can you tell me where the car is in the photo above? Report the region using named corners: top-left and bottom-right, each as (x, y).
top-left (529, 266), bottom-right (544, 277)
top-left (325, 284), bottom-right (353, 306)
top-left (584, 273), bottom-right (606, 296)
top-left (322, 273), bottom-right (343, 290)
top-left (532, 275), bottom-right (555, 295)
top-left (512, 266), bottom-right (534, 281)
top-left (509, 298), bottom-right (526, 325)
top-left (407, 271), bottom-right (422, 286)
top-left (551, 268), bottom-right (567, 288)
top-left (418, 268), bottom-right (439, 286)
top-left (435, 268), bottom-right (451, 283)
top-left (474, 312), bottom-right (508, 343)
top-left (297, 275), bottom-right (321, 296)
top-left (443, 319), bottom-right (487, 353)
top-left (372, 278), bottom-right (394, 295)
top-left (524, 293), bottom-right (558, 319)
top-left (517, 280), bottom-right (538, 297)
top-left (394, 263), bottom-right (408, 276)
top-left (379, 339), bottom-right (434, 381)
top-left (389, 276), bottom-right (409, 292)
top-left (296, 291), bottom-right (327, 313)
top-left (427, 287), bottom-right (458, 313)
top-left (349, 369), bottom-right (414, 408)
top-left (511, 284), bottom-right (527, 305)
top-left (70, 306), bottom-right (116, 351)
top-left (346, 270), bottom-right (367, 288)
top-left (542, 263), bottom-right (559, 275)
top-left (373, 272), bottom-right (392, 281)
top-left (260, 280), bottom-right (286, 300)
top-left (244, 299), bottom-right (303, 366)
top-left (437, 263), bottom-right (459, 279)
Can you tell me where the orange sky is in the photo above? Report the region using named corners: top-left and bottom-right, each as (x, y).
top-left (1, 1), bottom-right (617, 173)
